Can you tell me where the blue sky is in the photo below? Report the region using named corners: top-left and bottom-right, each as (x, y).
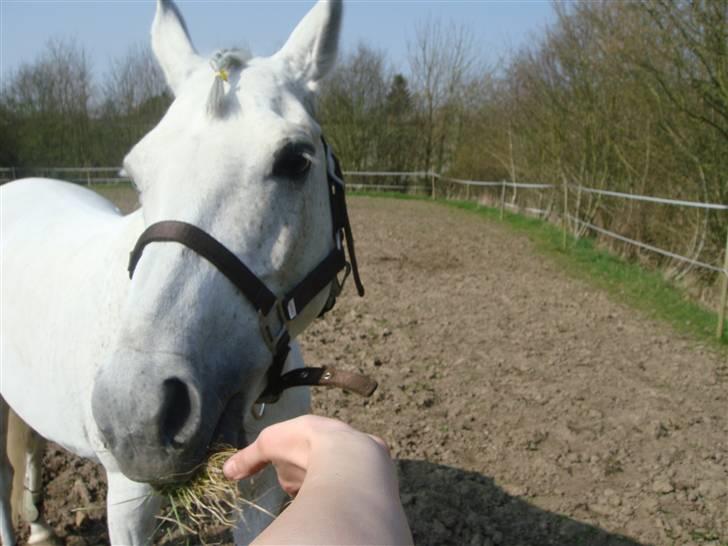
top-left (1, 1), bottom-right (555, 82)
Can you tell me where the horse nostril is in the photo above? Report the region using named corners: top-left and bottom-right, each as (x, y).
top-left (160, 378), bottom-right (192, 448)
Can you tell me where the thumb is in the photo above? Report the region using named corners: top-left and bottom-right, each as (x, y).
top-left (223, 442), bottom-right (269, 480)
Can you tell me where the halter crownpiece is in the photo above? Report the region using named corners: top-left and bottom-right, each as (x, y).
top-left (127, 138), bottom-right (374, 412)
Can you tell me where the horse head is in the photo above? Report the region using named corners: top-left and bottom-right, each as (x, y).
top-left (91, 0), bottom-right (346, 483)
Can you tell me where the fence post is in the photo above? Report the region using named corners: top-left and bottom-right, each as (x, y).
top-left (499, 180), bottom-right (506, 220)
top-left (11, 166), bottom-right (16, 181)
top-left (430, 172), bottom-right (436, 200)
top-left (562, 180), bottom-right (568, 249)
top-left (717, 227), bottom-right (728, 340)
top-left (466, 182), bottom-right (471, 201)
top-left (86, 169), bottom-right (91, 186)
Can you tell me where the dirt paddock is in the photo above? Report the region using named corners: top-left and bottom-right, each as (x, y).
top-left (24, 196), bottom-right (728, 545)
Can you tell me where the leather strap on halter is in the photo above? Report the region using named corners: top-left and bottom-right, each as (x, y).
top-left (325, 140), bottom-right (365, 299)
top-left (129, 221), bottom-right (278, 314)
top-left (127, 220), bottom-right (347, 322)
top-left (261, 365), bottom-right (378, 401)
top-left (127, 137), bottom-right (375, 404)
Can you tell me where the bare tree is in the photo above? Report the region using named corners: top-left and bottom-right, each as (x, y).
top-left (319, 44), bottom-right (391, 171)
top-left (408, 17), bottom-right (476, 191)
top-left (1, 37), bottom-right (93, 165)
top-left (103, 43), bottom-right (167, 117)
top-left (95, 43), bottom-right (170, 163)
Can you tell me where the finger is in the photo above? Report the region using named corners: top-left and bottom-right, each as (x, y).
top-left (223, 441), bottom-right (269, 480)
top-left (367, 434), bottom-right (390, 455)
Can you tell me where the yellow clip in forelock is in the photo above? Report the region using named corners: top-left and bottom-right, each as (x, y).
top-left (217, 68), bottom-right (229, 82)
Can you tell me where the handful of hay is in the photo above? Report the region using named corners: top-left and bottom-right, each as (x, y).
top-left (155, 445), bottom-right (243, 535)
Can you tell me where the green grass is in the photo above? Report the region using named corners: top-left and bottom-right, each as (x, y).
top-left (350, 190), bottom-right (728, 351)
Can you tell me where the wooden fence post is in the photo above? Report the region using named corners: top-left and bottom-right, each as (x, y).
top-left (562, 180), bottom-right (568, 249)
top-left (466, 182), bottom-right (471, 201)
top-left (431, 172), bottom-right (436, 200)
top-left (717, 227), bottom-right (728, 339)
top-left (86, 169), bottom-right (91, 186)
top-left (11, 166), bottom-right (16, 181)
top-left (499, 181), bottom-right (506, 220)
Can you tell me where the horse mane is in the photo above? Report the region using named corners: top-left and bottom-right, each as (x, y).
top-left (207, 48), bottom-right (250, 118)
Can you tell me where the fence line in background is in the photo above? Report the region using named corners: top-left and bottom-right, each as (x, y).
top-left (570, 184), bottom-right (728, 211)
top-left (344, 169), bottom-right (727, 338)
top-left (444, 178), bottom-right (503, 187)
top-left (22, 167), bottom-right (121, 173)
top-left (348, 183), bottom-right (429, 192)
top-left (344, 171), bottom-right (431, 178)
top-left (0, 167), bottom-right (16, 183)
top-left (2, 166), bottom-right (726, 338)
top-left (567, 214), bottom-right (726, 274)
top-left (450, 178), bottom-right (555, 190)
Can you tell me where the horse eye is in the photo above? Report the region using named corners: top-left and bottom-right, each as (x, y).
top-left (273, 151), bottom-right (312, 179)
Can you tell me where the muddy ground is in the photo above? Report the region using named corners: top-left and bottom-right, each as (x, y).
top-left (19, 196), bottom-right (728, 545)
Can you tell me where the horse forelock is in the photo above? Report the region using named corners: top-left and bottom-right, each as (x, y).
top-left (204, 49), bottom-right (321, 121)
top-left (206, 48), bottom-right (250, 118)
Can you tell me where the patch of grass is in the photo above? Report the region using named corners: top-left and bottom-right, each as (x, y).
top-left (689, 528), bottom-right (725, 544)
top-left (350, 192), bottom-right (727, 351)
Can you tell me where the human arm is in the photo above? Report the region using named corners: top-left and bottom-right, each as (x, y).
top-left (223, 415), bottom-right (413, 545)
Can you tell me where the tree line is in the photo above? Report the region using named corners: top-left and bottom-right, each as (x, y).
top-left (1, 1), bottom-right (726, 287)
top-left (0, 39), bottom-right (170, 169)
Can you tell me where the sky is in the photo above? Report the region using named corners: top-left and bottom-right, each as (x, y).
top-left (0, 0), bottom-right (556, 83)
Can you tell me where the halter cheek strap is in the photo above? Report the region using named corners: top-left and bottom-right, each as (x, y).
top-left (127, 139), bottom-right (375, 406)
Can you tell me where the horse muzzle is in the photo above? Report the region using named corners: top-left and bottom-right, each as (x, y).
top-left (91, 351), bottom-right (232, 484)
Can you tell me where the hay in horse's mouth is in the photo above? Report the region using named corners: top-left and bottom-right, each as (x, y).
top-left (154, 445), bottom-right (245, 534)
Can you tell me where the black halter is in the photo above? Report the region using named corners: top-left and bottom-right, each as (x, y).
top-left (127, 138), bottom-right (374, 406)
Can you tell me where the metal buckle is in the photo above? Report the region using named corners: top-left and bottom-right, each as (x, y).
top-left (251, 402), bottom-right (266, 420)
top-left (258, 299), bottom-right (288, 354)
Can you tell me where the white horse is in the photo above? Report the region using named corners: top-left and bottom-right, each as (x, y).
top-left (0, 0), bottom-right (352, 543)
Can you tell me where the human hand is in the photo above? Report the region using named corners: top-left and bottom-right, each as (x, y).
top-left (224, 415), bottom-right (412, 545)
top-left (223, 415), bottom-right (388, 495)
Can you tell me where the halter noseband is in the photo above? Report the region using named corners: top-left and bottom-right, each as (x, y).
top-left (127, 138), bottom-right (375, 410)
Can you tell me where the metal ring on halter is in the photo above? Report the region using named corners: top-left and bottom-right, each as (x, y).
top-left (251, 402), bottom-right (266, 420)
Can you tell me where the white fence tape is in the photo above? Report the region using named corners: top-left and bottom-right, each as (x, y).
top-left (344, 172), bottom-right (555, 190)
top-left (441, 176), bottom-right (554, 189)
top-left (348, 183), bottom-right (429, 192)
top-left (567, 214), bottom-right (727, 274)
top-left (442, 177), bottom-right (503, 187)
top-left (25, 167), bottom-right (121, 173)
top-left (569, 184), bottom-right (728, 211)
top-left (502, 181), bottom-right (554, 190)
top-left (344, 171), bottom-right (432, 178)
top-left (70, 178), bottom-right (131, 184)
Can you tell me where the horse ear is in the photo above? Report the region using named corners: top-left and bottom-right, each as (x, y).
top-left (151, 0), bottom-right (203, 95)
top-left (275, 0), bottom-right (342, 91)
